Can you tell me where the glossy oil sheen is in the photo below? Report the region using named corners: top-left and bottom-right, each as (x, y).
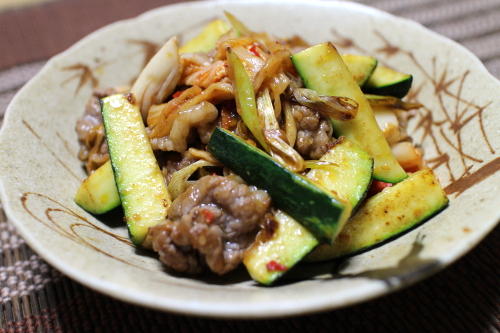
top-left (292, 43), bottom-right (407, 183)
top-left (307, 169), bottom-right (449, 261)
top-left (208, 127), bottom-right (350, 243)
top-left (244, 210), bottom-right (318, 285)
top-left (101, 94), bottom-right (170, 245)
top-left (74, 160), bottom-right (120, 214)
top-left (244, 138), bottom-right (372, 284)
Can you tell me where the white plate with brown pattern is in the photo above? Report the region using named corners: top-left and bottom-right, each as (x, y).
top-left (0, 0), bottom-right (499, 318)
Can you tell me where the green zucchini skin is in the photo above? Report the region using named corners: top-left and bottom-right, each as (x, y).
top-left (208, 127), bottom-right (350, 243)
top-left (342, 54), bottom-right (378, 86)
top-left (101, 94), bottom-right (171, 246)
top-left (306, 169), bottom-right (448, 261)
top-left (243, 137), bottom-right (372, 284)
top-left (291, 43), bottom-right (407, 183)
top-left (74, 160), bottom-right (120, 215)
top-left (363, 65), bottom-right (413, 98)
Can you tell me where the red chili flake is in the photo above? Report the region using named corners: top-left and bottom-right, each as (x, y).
top-left (266, 260), bottom-right (287, 272)
top-left (172, 90), bottom-right (183, 98)
top-left (368, 180), bottom-right (393, 197)
top-left (249, 44), bottom-right (260, 57)
top-left (201, 209), bottom-right (215, 224)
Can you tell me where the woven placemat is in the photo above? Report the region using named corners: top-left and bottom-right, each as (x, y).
top-left (1, 0), bottom-right (499, 332)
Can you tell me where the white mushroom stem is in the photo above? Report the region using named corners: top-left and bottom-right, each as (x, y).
top-left (131, 36), bottom-right (182, 120)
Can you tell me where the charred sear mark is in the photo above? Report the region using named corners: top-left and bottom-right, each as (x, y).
top-left (125, 92), bottom-right (136, 105)
top-left (257, 214), bottom-right (279, 243)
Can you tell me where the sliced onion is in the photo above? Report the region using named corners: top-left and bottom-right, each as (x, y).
top-left (131, 37), bottom-right (182, 120)
top-left (253, 50), bottom-right (290, 94)
top-left (283, 100), bottom-right (297, 147)
top-left (366, 94), bottom-right (422, 110)
top-left (150, 82), bottom-right (231, 139)
top-left (232, 45), bottom-right (266, 81)
top-left (257, 89), bottom-right (304, 172)
top-left (168, 160), bottom-right (217, 199)
top-left (186, 148), bottom-right (219, 164)
top-left (268, 72), bottom-right (290, 118)
top-left (292, 88), bottom-right (358, 121)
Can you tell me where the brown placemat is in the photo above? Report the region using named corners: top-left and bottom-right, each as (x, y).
top-left (1, 0), bottom-right (499, 332)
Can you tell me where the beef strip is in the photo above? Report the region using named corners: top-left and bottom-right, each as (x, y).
top-left (292, 104), bottom-right (336, 159)
top-left (149, 175), bottom-right (271, 275)
top-left (75, 88), bottom-right (116, 172)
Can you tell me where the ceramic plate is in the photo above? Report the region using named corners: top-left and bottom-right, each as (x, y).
top-left (0, 0), bottom-right (499, 318)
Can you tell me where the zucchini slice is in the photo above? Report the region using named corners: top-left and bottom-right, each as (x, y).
top-left (292, 43), bottom-right (407, 183)
top-left (243, 138), bottom-right (372, 284)
top-left (179, 19), bottom-right (230, 54)
top-left (244, 210), bottom-right (318, 285)
top-left (208, 127), bottom-right (351, 243)
top-left (363, 66), bottom-right (413, 98)
top-left (224, 11), bottom-right (252, 36)
top-left (307, 169), bottom-right (448, 261)
top-left (342, 54), bottom-right (378, 86)
top-left (101, 94), bottom-right (171, 245)
top-left (74, 160), bottom-right (120, 215)
top-left (307, 137), bottom-right (373, 211)
top-left (227, 48), bottom-right (269, 151)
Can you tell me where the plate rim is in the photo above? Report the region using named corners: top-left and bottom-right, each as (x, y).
top-left (0, 0), bottom-right (499, 318)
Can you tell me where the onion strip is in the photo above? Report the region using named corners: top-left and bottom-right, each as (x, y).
top-left (168, 160), bottom-right (217, 199)
top-left (365, 94), bottom-right (422, 110)
top-left (257, 89), bottom-right (304, 172)
top-left (283, 100), bottom-right (297, 147)
top-left (131, 37), bottom-right (182, 120)
top-left (292, 88), bottom-right (358, 121)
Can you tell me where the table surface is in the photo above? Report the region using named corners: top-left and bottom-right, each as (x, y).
top-left (0, 0), bottom-right (499, 332)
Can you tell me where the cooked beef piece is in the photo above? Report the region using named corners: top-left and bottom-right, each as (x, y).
top-left (149, 175), bottom-right (271, 275)
top-left (292, 104), bottom-right (336, 159)
top-left (148, 222), bottom-right (203, 274)
top-left (76, 88), bottom-right (116, 172)
top-left (161, 152), bottom-right (197, 183)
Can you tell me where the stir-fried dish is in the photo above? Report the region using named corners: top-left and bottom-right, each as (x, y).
top-left (74, 13), bottom-right (448, 284)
